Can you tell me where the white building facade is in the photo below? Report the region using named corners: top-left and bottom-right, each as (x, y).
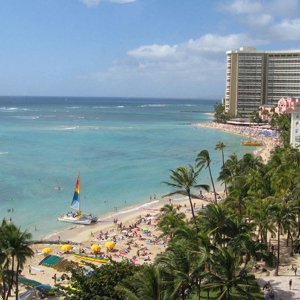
top-left (291, 108), bottom-right (300, 149)
top-left (225, 47), bottom-right (300, 118)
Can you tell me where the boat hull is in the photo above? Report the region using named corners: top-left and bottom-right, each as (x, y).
top-left (58, 214), bottom-right (97, 225)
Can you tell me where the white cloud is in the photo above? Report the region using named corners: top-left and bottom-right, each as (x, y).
top-left (220, 0), bottom-right (300, 16)
top-left (185, 33), bottom-right (262, 53)
top-left (220, 0), bottom-right (262, 15)
top-left (244, 13), bottom-right (273, 28)
top-left (110, 0), bottom-right (137, 3)
top-left (219, 0), bottom-right (300, 42)
top-left (128, 44), bottom-right (178, 59)
top-left (80, 0), bottom-right (101, 7)
top-left (268, 0), bottom-right (300, 17)
top-left (272, 18), bottom-right (300, 40)
top-left (80, 0), bottom-right (136, 7)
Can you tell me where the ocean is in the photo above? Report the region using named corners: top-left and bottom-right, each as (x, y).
top-left (0, 97), bottom-right (249, 238)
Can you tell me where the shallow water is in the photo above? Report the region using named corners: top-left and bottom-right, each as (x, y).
top-left (0, 97), bottom-right (249, 237)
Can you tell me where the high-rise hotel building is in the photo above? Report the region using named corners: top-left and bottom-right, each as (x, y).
top-left (224, 47), bottom-right (300, 117)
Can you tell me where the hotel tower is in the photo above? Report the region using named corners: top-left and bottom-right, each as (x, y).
top-left (224, 47), bottom-right (300, 117)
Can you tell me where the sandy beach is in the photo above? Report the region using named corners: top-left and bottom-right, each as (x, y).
top-left (19, 194), bottom-right (213, 298)
top-left (193, 122), bottom-right (281, 163)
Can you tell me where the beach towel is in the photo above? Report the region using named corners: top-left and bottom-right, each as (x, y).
top-left (30, 266), bottom-right (44, 272)
top-left (18, 289), bottom-right (37, 300)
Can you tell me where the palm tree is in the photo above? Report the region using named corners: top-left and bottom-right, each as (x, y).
top-left (162, 165), bottom-right (209, 229)
top-left (117, 264), bottom-right (169, 300)
top-left (223, 184), bottom-right (248, 220)
top-left (198, 204), bottom-right (228, 247)
top-left (268, 202), bottom-right (296, 276)
top-left (156, 241), bottom-right (207, 300)
top-left (172, 224), bottom-right (215, 300)
top-left (250, 199), bottom-right (276, 245)
top-left (218, 153), bottom-right (241, 194)
top-left (196, 150), bottom-right (217, 203)
top-left (215, 142), bottom-right (228, 197)
top-left (206, 247), bottom-right (258, 299)
top-left (157, 204), bottom-right (186, 239)
top-left (12, 230), bottom-right (34, 299)
top-left (0, 219), bottom-right (34, 300)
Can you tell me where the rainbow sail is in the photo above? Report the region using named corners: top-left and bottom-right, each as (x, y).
top-left (71, 175), bottom-right (80, 211)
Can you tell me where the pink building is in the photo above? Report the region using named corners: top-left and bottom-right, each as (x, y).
top-left (259, 97), bottom-right (300, 121)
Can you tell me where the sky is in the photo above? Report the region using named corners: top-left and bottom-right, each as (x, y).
top-left (1, 0), bottom-right (300, 99)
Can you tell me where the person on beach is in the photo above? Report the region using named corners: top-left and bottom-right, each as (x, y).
top-left (292, 265), bottom-right (297, 275)
top-left (289, 279), bottom-right (292, 290)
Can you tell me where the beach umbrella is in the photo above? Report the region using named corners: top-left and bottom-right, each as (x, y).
top-left (91, 244), bottom-right (101, 253)
top-left (42, 247), bottom-right (52, 255)
top-left (61, 244), bottom-right (73, 252)
top-left (104, 241), bottom-right (115, 251)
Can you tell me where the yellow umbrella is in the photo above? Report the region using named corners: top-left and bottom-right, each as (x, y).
top-left (61, 244), bottom-right (73, 252)
top-left (42, 247), bottom-right (52, 254)
top-left (91, 244), bottom-right (101, 253)
top-left (104, 241), bottom-right (115, 251)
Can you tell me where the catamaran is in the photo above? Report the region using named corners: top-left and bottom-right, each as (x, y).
top-left (58, 174), bottom-right (97, 225)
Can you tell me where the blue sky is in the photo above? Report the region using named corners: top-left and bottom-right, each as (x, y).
top-left (1, 0), bottom-right (300, 99)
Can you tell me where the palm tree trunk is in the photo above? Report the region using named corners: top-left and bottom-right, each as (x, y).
top-left (6, 256), bottom-right (15, 300)
top-left (208, 166), bottom-right (217, 204)
top-left (188, 192), bottom-right (198, 231)
top-left (298, 212), bottom-right (300, 237)
top-left (275, 224), bottom-right (280, 276)
top-left (15, 261), bottom-right (20, 300)
top-left (197, 279), bottom-right (201, 300)
top-left (2, 275), bottom-right (6, 300)
top-left (221, 149), bottom-right (228, 197)
top-left (291, 234), bottom-right (294, 257)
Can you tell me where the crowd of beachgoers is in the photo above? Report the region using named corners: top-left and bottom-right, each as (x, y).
top-left (194, 122), bottom-right (282, 163)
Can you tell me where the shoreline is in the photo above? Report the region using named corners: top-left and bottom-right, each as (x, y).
top-left (193, 121), bottom-right (280, 163)
top-left (42, 121), bottom-right (278, 244)
top-left (22, 195), bottom-right (213, 291)
top-left (41, 195), bottom-right (212, 244)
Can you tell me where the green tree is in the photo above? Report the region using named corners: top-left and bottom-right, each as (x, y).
top-left (198, 204), bottom-right (228, 247)
top-left (62, 260), bottom-right (139, 300)
top-left (206, 247), bottom-right (258, 299)
top-left (156, 241), bottom-right (207, 300)
top-left (0, 219), bottom-right (34, 300)
top-left (270, 112), bottom-right (291, 146)
top-left (162, 165), bottom-right (209, 229)
top-left (214, 103), bottom-right (230, 123)
top-left (157, 204), bottom-right (186, 239)
top-left (268, 202), bottom-right (296, 276)
top-left (196, 150), bottom-right (217, 204)
top-left (250, 199), bottom-right (275, 245)
top-left (117, 265), bottom-right (169, 300)
top-left (215, 142), bottom-right (228, 197)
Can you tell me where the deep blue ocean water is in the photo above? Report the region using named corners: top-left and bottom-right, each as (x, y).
top-left (0, 97), bottom-right (249, 237)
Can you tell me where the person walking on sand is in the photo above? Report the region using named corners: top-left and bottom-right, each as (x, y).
top-left (289, 279), bottom-right (292, 290)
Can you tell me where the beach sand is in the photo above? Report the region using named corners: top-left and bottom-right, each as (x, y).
top-left (193, 122), bottom-right (281, 163)
top-left (19, 195), bottom-right (213, 298)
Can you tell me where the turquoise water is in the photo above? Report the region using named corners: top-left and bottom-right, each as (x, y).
top-left (0, 97), bottom-right (249, 237)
